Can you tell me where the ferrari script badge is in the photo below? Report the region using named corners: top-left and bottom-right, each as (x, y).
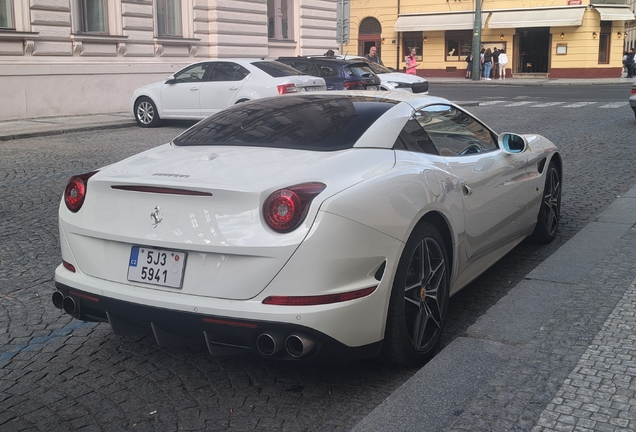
top-left (150, 206), bottom-right (163, 228)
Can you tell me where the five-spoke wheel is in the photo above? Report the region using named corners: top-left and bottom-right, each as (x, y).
top-left (384, 222), bottom-right (449, 366)
top-left (134, 97), bottom-right (161, 128)
top-left (532, 160), bottom-right (561, 243)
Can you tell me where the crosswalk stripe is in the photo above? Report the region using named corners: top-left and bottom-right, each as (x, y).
top-left (531, 102), bottom-right (565, 107)
top-left (503, 101), bottom-right (534, 106)
top-left (480, 100), bottom-right (506, 105)
top-left (561, 102), bottom-right (596, 108)
top-left (599, 102), bottom-right (629, 108)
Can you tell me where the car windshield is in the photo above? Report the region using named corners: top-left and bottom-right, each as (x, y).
top-left (252, 61), bottom-right (304, 77)
top-left (173, 95), bottom-right (398, 150)
top-left (363, 61), bottom-right (393, 74)
top-left (345, 63), bottom-right (377, 78)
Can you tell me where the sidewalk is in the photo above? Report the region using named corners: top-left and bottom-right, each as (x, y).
top-left (0, 77), bottom-right (631, 142)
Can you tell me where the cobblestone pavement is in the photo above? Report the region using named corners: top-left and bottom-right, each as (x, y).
top-left (1, 99), bottom-right (636, 431)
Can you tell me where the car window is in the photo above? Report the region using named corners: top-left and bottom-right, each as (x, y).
top-left (414, 105), bottom-right (498, 156)
top-left (277, 60), bottom-right (315, 76)
top-left (173, 95), bottom-right (399, 151)
top-left (208, 62), bottom-right (250, 82)
top-left (393, 117), bottom-right (439, 155)
top-left (345, 63), bottom-right (377, 78)
top-left (363, 61), bottom-right (393, 74)
top-left (173, 63), bottom-right (211, 83)
top-left (252, 61), bottom-right (305, 77)
top-left (317, 64), bottom-right (339, 78)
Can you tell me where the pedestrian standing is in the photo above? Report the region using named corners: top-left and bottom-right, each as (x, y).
top-left (465, 52), bottom-right (474, 79)
top-left (627, 48), bottom-right (635, 79)
top-left (497, 49), bottom-right (508, 80)
top-left (492, 48), bottom-right (500, 79)
top-left (483, 48), bottom-right (493, 80)
top-left (405, 47), bottom-right (420, 75)
top-left (479, 48), bottom-right (485, 79)
top-left (365, 46), bottom-right (384, 66)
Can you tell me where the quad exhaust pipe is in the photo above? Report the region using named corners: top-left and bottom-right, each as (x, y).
top-left (285, 332), bottom-right (316, 358)
top-left (52, 291), bottom-right (80, 318)
top-left (256, 331), bottom-right (317, 358)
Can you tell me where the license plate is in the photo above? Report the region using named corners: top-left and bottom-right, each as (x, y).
top-left (303, 86), bottom-right (324, 92)
top-left (367, 85), bottom-right (379, 90)
top-left (127, 246), bottom-right (186, 288)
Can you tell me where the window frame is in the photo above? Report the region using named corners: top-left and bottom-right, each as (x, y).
top-left (598, 21), bottom-right (611, 65)
top-left (0, 0), bottom-right (15, 30)
top-left (403, 31), bottom-right (423, 61)
top-left (156, 0), bottom-right (182, 37)
top-left (267, 0), bottom-right (293, 41)
top-left (445, 30), bottom-right (472, 62)
top-left (76, 0), bottom-right (108, 34)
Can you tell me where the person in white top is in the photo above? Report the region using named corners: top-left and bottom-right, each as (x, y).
top-left (498, 49), bottom-right (509, 80)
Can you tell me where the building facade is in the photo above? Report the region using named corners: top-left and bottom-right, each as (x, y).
top-left (0, 0), bottom-right (337, 120)
top-left (343, 0), bottom-right (635, 78)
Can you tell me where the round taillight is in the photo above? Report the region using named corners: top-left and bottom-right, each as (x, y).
top-left (263, 183), bottom-right (326, 233)
top-left (265, 190), bottom-right (301, 232)
top-left (64, 171), bottom-right (98, 212)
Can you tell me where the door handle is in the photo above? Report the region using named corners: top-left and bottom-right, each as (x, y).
top-left (462, 184), bottom-right (472, 196)
top-left (190, 87), bottom-right (199, 91)
top-left (229, 86), bottom-right (239, 90)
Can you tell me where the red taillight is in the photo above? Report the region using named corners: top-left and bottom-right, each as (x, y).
top-left (631, 86), bottom-right (636, 95)
top-left (64, 171), bottom-right (98, 212)
top-left (62, 260), bottom-right (76, 273)
top-left (263, 182), bottom-right (326, 233)
top-left (277, 83), bottom-right (297, 94)
top-left (262, 286), bottom-right (377, 306)
top-left (342, 81), bottom-right (366, 90)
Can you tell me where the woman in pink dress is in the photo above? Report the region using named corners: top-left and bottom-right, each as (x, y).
top-left (405, 48), bottom-right (420, 75)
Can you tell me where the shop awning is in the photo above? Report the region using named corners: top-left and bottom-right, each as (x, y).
top-left (394, 12), bottom-right (485, 32)
top-left (591, 5), bottom-right (636, 21)
top-left (488, 7), bottom-right (586, 28)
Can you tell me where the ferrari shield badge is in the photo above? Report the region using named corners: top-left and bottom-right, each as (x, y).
top-left (150, 206), bottom-right (163, 228)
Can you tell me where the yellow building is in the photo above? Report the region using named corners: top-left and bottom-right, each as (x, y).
top-left (343, 1), bottom-right (635, 78)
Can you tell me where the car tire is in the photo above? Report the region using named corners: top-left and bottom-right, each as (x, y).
top-left (134, 97), bottom-right (161, 128)
top-left (531, 160), bottom-right (561, 243)
top-left (383, 222), bottom-right (450, 366)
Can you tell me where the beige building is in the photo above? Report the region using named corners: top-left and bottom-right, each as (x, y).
top-left (0, 0), bottom-right (337, 121)
top-left (343, 0), bottom-right (635, 78)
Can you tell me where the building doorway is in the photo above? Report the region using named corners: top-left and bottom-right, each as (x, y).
top-left (358, 17), bottom-right (382, 58)
top-left (515, 28), bottom-right (550, 74)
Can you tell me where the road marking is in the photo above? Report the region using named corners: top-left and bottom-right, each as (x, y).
top-left (561, 102), bottom-right (596, 108)
top-left (503, 101), bottom-right (534, 106)
top-left (531, 102), bottom-right (565, 107)
top-left (598, 102), bottom-right (629, 108)
top-left (480, 100), bottom-right (506, 105)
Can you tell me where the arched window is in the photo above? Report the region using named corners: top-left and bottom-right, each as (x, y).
top-left (358, 17), bottom-right (381, 57)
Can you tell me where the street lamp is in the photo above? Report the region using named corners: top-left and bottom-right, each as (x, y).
top-left (471, 0), bottom-right (482, 81)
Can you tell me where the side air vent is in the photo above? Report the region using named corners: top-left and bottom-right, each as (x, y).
top-left (537, 158), bottom-right (547, 174)
top-left (374, 261), bottom-right (386, 281)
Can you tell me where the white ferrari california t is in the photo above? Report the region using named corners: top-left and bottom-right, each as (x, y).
top-left (54, 92), bottom-right (562, 366)
top-left (130, 59), bottom-right (326, 128)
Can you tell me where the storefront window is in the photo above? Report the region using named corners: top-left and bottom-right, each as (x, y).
top-left (403, 31), bottom-right (422, 59)
top-left (0, 0), bottom-right (14, 29)
top-left (598, 22), bottom-right (611, 64)
top-left (446, 31), bottom-right (472, 61)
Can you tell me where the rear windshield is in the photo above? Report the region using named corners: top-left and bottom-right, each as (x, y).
top-left (173, 95), bottom-right (398, 151)
top-left (363, 61), bottom-right (392, 74)
top-left (252, 61), bottom-right (304, 77)
top-left (345, 63), bottom-right (377, 78)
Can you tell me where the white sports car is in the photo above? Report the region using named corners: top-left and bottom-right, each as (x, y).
top-left (130, 59), bottom-right (326, 127)
top-left (55, 92), bottom-right (561, 366)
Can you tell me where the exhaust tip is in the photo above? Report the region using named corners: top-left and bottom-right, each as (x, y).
top-left (285, 333), bottom-right (316, 358)
top-left (256, 332), bottom-right (285, 356)
top-left (62, 296), bottom-right (78, 317)
top-left (52, 291), bottom-right (65, 309)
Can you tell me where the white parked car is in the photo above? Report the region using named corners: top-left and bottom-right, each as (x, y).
top-left (55, 92), bottom-right (561, 366)
top-left (338, 55), bottom-right (429, 93)
top-left (130, 59), bottom-right (326, 127)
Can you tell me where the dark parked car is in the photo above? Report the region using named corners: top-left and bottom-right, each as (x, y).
top-left (630, 79), bottom-right (636, 120)
top-left (276, 57), bottom-right (381, 91)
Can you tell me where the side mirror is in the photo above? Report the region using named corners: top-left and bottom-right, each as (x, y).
top-left (498, 133), bottom-right (528, 154)
top-left (165, 78), bottom-right (177, 85)
top-left (412, 82), bottom-right (429, 94)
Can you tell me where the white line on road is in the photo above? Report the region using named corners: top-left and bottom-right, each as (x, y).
top-left (503, 101), bottom-right (534, 106)
top-left (561, 102), bottom-right (596, 108)
top-left (531, 102), bottom-right (566, 107)
top-left (598, 102), bottom-right (629, 108)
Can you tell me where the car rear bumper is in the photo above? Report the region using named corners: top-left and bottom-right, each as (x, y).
top-left (53, 281), bottom-right (383, 364)
top-left (629, 94), bottom-right (636, 112)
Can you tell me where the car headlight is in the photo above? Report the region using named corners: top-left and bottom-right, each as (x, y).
top-left (388, 81), bottom-right (412, 89)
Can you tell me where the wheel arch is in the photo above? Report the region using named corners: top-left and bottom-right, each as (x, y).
top-left (413, 210), bottom-right (454, 278)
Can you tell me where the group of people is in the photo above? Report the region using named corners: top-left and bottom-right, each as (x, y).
top-left (466, 47), bottom-right (508, 80)
top-left (623, 48), bottom-right (635, 79)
